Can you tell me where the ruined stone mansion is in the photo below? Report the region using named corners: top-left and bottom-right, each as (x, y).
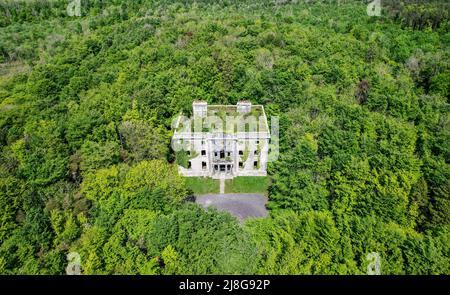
top-left (172, 101), bottom-right (270, 179)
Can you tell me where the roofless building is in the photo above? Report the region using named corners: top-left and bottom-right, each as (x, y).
top-left (172, 101), bottom-right (270, 179)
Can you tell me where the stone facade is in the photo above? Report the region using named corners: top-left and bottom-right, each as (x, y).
top-left (173, 101), bottom-right (270, 179)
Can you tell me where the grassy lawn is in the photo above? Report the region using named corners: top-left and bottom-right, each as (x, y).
top-left (225, 176), bottom-right (269, 194)
top-left (185, 177), bottom-right (219, 195)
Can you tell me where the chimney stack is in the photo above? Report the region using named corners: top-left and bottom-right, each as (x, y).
top-left (237, 101), bottom-right (252, 114)
top-left (192, 101), bottom-right (207, 117)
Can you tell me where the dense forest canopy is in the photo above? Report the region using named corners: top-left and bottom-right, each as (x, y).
top-left (0, 0), bottom-right (449, 274)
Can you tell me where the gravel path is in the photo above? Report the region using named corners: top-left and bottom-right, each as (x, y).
top-left (219, 177), bottom-right (225, 194)
top-left (195, 194), bottom-right (268, 221)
